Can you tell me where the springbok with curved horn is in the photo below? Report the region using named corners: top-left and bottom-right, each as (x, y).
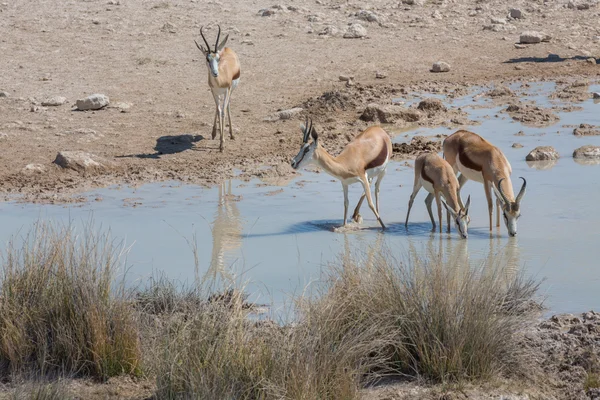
top-left (405, 152), bottom-right (471, 238)
top-left (291, 118), bottom-right (392, 230)
top-left (195, 25), bottom-right (241, 152)
top-left (443, 130), bottom-right (526, 237)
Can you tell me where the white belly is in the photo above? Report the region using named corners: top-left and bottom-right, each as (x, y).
top-left (421, 178), bottom-right (435, 194)
top-left (366, 162), bottom-right (387, 181)
top-left (456, 157), bottom-right (484, 183)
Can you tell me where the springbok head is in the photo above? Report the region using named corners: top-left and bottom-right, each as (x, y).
top-left (291, 117), bottom-right (318, 170)
top-left (442, 195), bottom-right (471, 239)
top-left (194, 25), bottom-right (229, 78)
top-left (494, 177), bottom-right (526, 237)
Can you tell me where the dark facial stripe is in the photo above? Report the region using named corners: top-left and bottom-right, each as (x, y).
top-left (366, 141), bottom-right (388, 170)
top-left (458, 143), bottom-right (483, 172)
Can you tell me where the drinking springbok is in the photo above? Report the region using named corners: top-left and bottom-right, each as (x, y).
top-left (443, 130), bottom-right (526, 237)
top-left (405, 152), bottom-right (471, 238)
top-left (291, 118), bottom-right (392, 230)
top-left (195, 25), bottom-right (240, 152)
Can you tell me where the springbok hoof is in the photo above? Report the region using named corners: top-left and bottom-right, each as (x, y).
top-left (352, 214), bottom-right (363, 224)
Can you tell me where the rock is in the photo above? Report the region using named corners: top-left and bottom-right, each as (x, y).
top-left (491, 17), bottom-right (507, 24)
top-left (343, 23), bottom-right (367, 39)
top-left (520, 31), bottom-right (551, 44)
top-left (22, 163), bottom-right (47, 173)
top-left (41, 96), bottom-right (67, 106)
top-left (392, 136), bottom-right (442, 159)
top-left (431, 10), bottom-right (442, 19)
top-left (319, 25), bottom-right (339, 36)
top-left (53, 151), bottom-right (114, 172)
top-left (512, 142), bottom-right (524, 148)
top-left (338, 75), bottom-right (354, 82)
top-left (417, 98), bottom-right (447, 114)
top-left (510, 8), bottom-right (522, 19)
top-left (402, 0), bottom-right (424, 5)
top-left (265, 107), bottom-right (303, 121)
top-left (573, 123), bottom-right (600, 136)
top-left (0, 91), bottom-right (9, 97)
top-left (486, 85), bottom-right (515, 97)
top-left (573, 145), bottom-right (600, 159)
top-left (593, 92), bottom-right (600, 99)
top-left (360, 103), bottom-right (418, 124)
top-left (355, 10), bottom-right (379, 23)
top-left (431, 61), bottom-right (450, 72)
top-left (259, 9), bottom-right (275, 16)
top-left (75, 94), bottom-right (109, 111)
top-left (0, 133), bottom-right (8, 141)
top-left (375, 71), bottom-right (387, 79)
top-left (525, 146), bottom-right (559, 161)
top-left (107, 101), bottom-right (133, 112)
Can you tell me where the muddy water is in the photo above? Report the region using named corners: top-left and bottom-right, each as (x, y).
top-left (1, 83), bottom-right (599, 314)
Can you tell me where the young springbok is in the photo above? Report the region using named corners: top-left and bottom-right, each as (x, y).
top-left (443, 130), bottom-right (526, 237)
top-left (291, 118), bottom-right (392, 230)
top-left (405, 152), bottom-right (471, 238)
top-left (195, 25), bottom-right (240, 152)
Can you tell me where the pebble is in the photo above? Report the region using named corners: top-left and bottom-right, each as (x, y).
top-left (75, 93), bottom-right (109, 111)
top-left (520, 31), bottom-right (551, 44)
top-left (53, 151), bottom-right (114, 172)
top-left (375, 71), bottom-right (387, 79)
top-left (339, 75), bottom-right (354, 82)
top-left (343, 23), bottom-right (367, 39)
top-left (0, 91), bottom-right (9, 97)
top-left (510, 8), bottom-right (522, 19)
top-left (431, 61), bottom-right (450, 73)
top-left (491, 17), bottom-right (507, 25)
top-left (593, 92), bottom-right (600, 99)
top-left (512, 143), bottom-right (524, 148)
top-left (41, 96), bottom-right (67, 106)
top-left (355, 10), bottom-right (379, 23)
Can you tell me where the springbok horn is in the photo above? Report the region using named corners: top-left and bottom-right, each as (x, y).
top-left (215, 24), bottom-right (221, 53)
top-left (515, 177), bottom-right (527, 204)
top-left (302, 117), bottom-right (310, 143)
top-left (497, 178), bottom-right (510, 205)
top-left (200, 26), bottom-right (211, 52)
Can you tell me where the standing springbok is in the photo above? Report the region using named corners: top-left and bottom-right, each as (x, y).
top-left (290, 118), bottom-right (392, 230)
top-left (443, 130), bottom-right (526, 237)
top-left (195, 25), bottom-right (240, 152)
top-left (405, 152), bottom-right (471, 238)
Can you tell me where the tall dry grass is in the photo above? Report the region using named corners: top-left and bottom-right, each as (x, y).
top-left (0, 222), bottom-right (141, 380)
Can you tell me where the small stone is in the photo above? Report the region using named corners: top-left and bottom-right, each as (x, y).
top-left (520, 31), bottom-right (551, 44)
top-left (573, 145), bottom-right (600, 159)
top-left (491, 17), bottom-right (507, 24)
top-left (339, 75), bottom-right (354, 82)
top-left (577, 3), bottom-right (590, 10)
top-left (525, 146), bottom-right (559, 161)
top-left (41, 96), bottom-right (67, 106)
top-left (594, 92), bottom-right (600, 99)
top-left (375, 71), bottom-right (387, 79)
top-left (53, 151), bottom-right (114, 172)
top-left (265, 107), bottom-right (304, 122)
top-left (0, 133), bottom-right (8, 141)
top-left (512, 142), bottom-right (524, 148)
top-left (22, 163), bottom-right (47, 173)
top-left (431, 10), bottom-right (442, 19)
top-left (355, 10), bottom-right (380, 23)
top-left (160, 22), bottom-right (176, 33)
top-left (586, 58), bottom-right (596, 64)
top-left (75, 94), bottom-right (109, 111)
top-left (510, 8), bottom-right (522, 19)
top-left (0, 91), bottom-right (8, 97)
top-left (259, 9), bottom-right (275, 16)
top-left (417, 98), bottom-right (447, 114)
top-left (343, 23), bottom-right (367, 39)
top-left (431, 61), bottom-right (450, 73)
top-left (514, 43), bottom-right (526, 49)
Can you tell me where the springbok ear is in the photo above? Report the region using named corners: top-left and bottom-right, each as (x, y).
top-left (194, 40), bottom-right (207, 54)
top-left (464, 195), bottom-right (471, 214)
top-left (311, 127), bottom-right (319, 142)
top-left (217, 34), bottom-right (229, 51)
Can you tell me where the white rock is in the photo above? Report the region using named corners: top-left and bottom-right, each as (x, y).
top-left (76, 94), bottom-right (109, 111)
top-left (574, 145), bottom-right (600, 159)
top-left (41, 96), bottom-right (67, 106)
top-left (431, 61), bottom-right (451, 72)
top-left (520, 31), bottom-right (551, 44)
top-left (510, 8), bottom-right (522, 19)
top-left (402, 0), bottom-right (425, 5)
top-left (343, 23), bottom-right (367, 39)
top-left (53, 151), bottom-right (114, 172)
top-left (593, 92), bottom-right (600, 99)
top-left (22, 163), bottom-right (47, 173)
top-left (265, 107), bottom-right (304, 122)
top-left (0, 91), bottom-right (9, 97)
top-left (491, 17), bottom-right (507, 24)
top-left (339, 75), bottom-right (354, 81)
top-left (525, 146), bottom-right (559, 161)
top-left (319, 25), bottom-right (339, 36)
top-left (355, 10), bottom-right (380, 23)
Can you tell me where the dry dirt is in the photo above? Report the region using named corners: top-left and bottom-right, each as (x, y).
top-left (0, 0), bottom-right (599, 202)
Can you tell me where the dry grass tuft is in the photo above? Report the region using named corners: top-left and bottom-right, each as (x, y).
top-left (0, 222), bottom-right (141, 380)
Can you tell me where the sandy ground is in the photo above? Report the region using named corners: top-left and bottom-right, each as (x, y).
top-left (0, 0), bottom-right (599, 202)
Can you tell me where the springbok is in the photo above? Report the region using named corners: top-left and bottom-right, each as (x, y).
top-left (195, 25), bottom-right (240, 152)
top-left (405, 152), bottom-right (471, 238)
top-left (290, 118), bottom-right (392, 230)
top-left (443, 130), bottom-right (526, 237)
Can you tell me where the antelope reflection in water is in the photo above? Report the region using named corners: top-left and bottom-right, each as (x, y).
top-left (207, 181), bottom-right (244, 283)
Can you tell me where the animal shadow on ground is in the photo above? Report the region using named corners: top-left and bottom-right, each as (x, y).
top-left (117, 134), bottom-right (204, 159)
top-left (504, 53), bottom-right (598, 64)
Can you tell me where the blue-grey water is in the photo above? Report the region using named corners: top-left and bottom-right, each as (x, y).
top-left (1, 82), bottom-right (599, 314)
